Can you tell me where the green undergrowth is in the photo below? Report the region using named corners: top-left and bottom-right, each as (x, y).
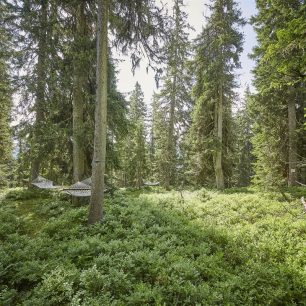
top-left (0, 187), bottom-right (305, 305)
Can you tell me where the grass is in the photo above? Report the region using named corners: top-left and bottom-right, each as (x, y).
top-left (0, 187), bottom-right (305, 305)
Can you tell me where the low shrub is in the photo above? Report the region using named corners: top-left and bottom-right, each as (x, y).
top-left (0, 187), bottom-right (305, 305)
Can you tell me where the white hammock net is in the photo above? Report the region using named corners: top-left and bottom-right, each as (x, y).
top-left (32, 176), bottom-right (109, 197)
top-left (63, 181), bottom-right (91, 197)
top-left (32, 176), bottom-right (58, 189)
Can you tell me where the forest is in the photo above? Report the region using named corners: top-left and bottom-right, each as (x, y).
top-left (0, 0), bottom-right (306, 305)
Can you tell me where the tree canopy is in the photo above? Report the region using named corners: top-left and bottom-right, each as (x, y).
top-left (0, 0), bottom-right (305, 219)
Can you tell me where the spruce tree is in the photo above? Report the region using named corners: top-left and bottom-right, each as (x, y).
top-left (89, 0), bottom-right (167, 222)
top-left (0, 3), bottom-right (12, 187)
top-left (27, 0), bottom-right (48, 182)
top-left (0, 62), bottom-right (12, 188)
top-left (250, 0), bottom-right (306, 187)
top-left (148, 93), bottom-right (158, 180)
top-left (72, 1), bottom-right (90, 182)
top-left (150, 92), bottom-right (168, 184)
top-left (106, 58), bottom-right (129, 180)
top-left (121, 82), bottom-right (147, 188)
top-left (188, 0), bottom-right (245, 188)
top-left (4, 0), bottom-right (68, 183)
top-left (88, 0), bottom-right (109, 224)
top-left (233, 88), bottom-right (254, 186)
top-left (154, 0), bottom-right (192, 190)
top-left (4, 0), bottom-right (129, 187)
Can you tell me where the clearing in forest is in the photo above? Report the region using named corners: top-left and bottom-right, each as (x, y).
top-left (0, 187), bottom-right (305, 305)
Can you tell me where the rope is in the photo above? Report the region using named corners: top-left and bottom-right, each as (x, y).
top-left (279, 189), bottom-right (305, 220)
top-left (296, 181), bottom-right (306, 187)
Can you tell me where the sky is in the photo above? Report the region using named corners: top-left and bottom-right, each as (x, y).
top-left (115, 0), bottom-right (257, 104)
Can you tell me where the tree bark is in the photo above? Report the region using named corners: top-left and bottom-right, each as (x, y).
top-left (88, 0), bottom-right (108, 224)
top-left (165, 73), bottom-right (176, 190)
top-left (30, 0), bottom-right (47, 183)
top-left (214, 0), bottom-right (225, 190)
top-left (215, 82), bottom-right (225, 189)
top-left (288, 94), bottom-right (297, 186)
top-left (165, 0), bottom-right (179, 190)
top-left (72, 2), bottom-right (86, 182)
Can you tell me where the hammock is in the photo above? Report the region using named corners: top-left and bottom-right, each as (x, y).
top-left (63, 181), bottom-right (91, 197)
top-left (81, 177), bottom-right (92, 186)
top-left (63, 177), bottom-right (109, 197)
top-left (81, 177), bottom-right (111, 191)
top-left (144, 181), bottom-right (160, 186)
top-left (32, 175), bottom-right (109, 197)
top-left (32, 176), bottom-right (58, 189)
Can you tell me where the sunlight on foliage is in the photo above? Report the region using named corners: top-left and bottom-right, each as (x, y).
top-left (0, 187), bottom-right (305, 305)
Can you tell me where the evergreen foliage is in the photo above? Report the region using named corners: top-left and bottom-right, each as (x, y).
top-left (152, 0), bottom-right (192, 190)
top-left (1, 0), bottom-right (306, 301)
top-left (120, 83), bottom-right (147, 188)
top-left (0, 61), bottom-right (12, 188)
top-left (187, 0), bottom-right (245, 188)
top-left (0, 3), bottom-right (13, 187)
top-left (88, 0), bottom-right (109, 224)
top-left (232, 88), bottom-right (254, 186)
top-left (234, 88), bottom-right (254, 187)
top-left (149, 92), bottom-right (168, 183)
top-left (2, 0), bottom-right (129, 185)
top-left (250, 0), bottom-right (306, 187)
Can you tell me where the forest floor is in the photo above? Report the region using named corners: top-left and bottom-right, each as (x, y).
top-left (0, 187), bottom-right (306, 305)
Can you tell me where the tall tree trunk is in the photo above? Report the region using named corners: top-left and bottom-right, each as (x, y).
top-left (165, 74), bottom-right (176, 190)
top-left (137, 160), bottom-right (141, 189)
top-left (288, 94), bottom-right (297, 186)
top-left (136, 129), bottom-right (143, 189)
top-left (30, 0), bottom-right (47, 182)
top-left (88, 0), bottom-right (108, 224)
top-left (165, 1), bottom-right (179, 190)
top-left (214, 1), bottom-right (225, 190)
top-left (215, 82), bottom-right (225, 189)
top-left (72, 2), bottom-right (86, 182)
